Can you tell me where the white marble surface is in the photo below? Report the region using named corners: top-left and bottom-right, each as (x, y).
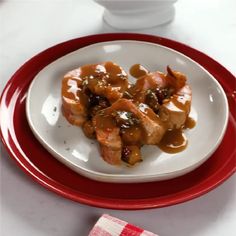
top-left (0, 0), bottom-right (235, 235)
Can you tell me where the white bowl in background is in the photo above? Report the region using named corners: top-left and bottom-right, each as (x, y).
top-left (94, 0), bottom-right (177, 29)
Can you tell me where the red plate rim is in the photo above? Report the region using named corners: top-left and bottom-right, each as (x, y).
top-left (0, 33), bottom-right (235, 210)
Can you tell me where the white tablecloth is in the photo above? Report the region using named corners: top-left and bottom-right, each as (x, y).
top-left (0, 0), bottom-right (235, 235)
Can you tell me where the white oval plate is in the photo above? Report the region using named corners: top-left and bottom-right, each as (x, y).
top-left (26, 40), bottom-right (228, 183)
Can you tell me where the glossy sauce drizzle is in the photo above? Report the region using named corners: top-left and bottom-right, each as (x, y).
top-left (158, 117), bottom-right (196, 153)
top-left (158, 129), bottom-right (188, 153)
top-left (129, 64), bottom-right (149, 78)
top-left (184, 116), bottom-right (196, 129)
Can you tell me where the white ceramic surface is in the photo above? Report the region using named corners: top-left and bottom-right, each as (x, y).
top-left (26, 40), bottom-right (228, 183)
top-left (94, 0), bottom-right (177, 29)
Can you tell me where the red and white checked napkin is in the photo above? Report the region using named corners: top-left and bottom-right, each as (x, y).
top-left (89, 214), bottom-right (158, 236)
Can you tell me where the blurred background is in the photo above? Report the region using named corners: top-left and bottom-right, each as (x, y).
top-left (0, 0), bottom-right (235, 91)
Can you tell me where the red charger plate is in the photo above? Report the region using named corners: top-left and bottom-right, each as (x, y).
top-left (0, 33), bottom-right (235, 210)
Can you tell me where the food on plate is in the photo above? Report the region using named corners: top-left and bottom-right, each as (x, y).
top-left (93, 99), bottom-right (166, 165)
top-left (61, 62), bottom-right (195, 166)
top-left (129, 65), bottom-right (191, 129)
top-left (61, 61), bottom-right (128, 126)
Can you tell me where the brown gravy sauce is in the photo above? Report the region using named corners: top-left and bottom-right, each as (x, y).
top-left (129, 64), bottom-right (149, 78)
top-left (158, 117), bottom-right (196, 153)
top-left (184, 116), bottom-right (196, 129)
top-left (158, 129), bottom-right (187, 153)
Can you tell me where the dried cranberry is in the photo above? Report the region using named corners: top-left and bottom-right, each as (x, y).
top-left (88, 93), bottom-right (101, 107)
top-left (145, 90), bottom-right (160, 112)
top-left (121, 146), bottom-right (131, 162)
top-left (155, 88), bottom-right (170, 104)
